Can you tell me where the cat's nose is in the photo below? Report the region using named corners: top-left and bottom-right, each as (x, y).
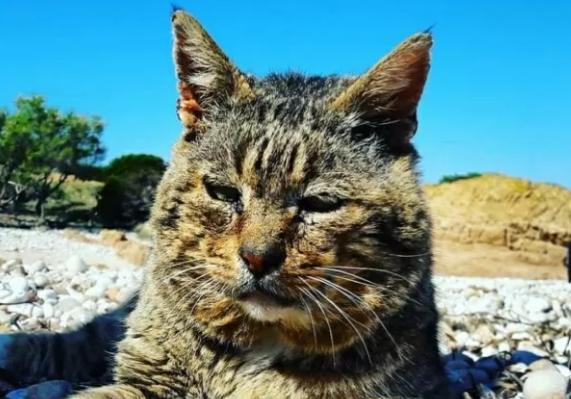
top-left (239, 244), bottom-right (285, 278)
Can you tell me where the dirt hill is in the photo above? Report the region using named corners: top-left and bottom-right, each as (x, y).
top-left (426, 174), bottom-right (571, 279)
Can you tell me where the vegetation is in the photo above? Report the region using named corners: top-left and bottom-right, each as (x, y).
top-left (0, 95), bottom-right (166, 228)
top-left (439, 172), bottom-right (482, 184)
top-left (0, 96), bottom-right (105, 222)
top-left (96, 154), bottom-right (167, 227)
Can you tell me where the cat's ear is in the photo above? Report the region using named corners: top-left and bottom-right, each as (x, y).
top-left (171, 10), bottom-right (255, 130)
top-left (330, 32), bottom-right (432, 146)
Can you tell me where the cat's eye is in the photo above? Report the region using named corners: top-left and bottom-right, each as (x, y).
top-left (204, 181), bottom-right (241, 203)
top-left (299, 194), bottom-right (344, 213)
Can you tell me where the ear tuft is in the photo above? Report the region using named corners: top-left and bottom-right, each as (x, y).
top-left (171, 10), bottom-right (254, 130)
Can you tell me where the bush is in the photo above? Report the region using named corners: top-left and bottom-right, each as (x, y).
top-left (96, 154), bottom-right (167, 227)
top-left (439, 172), bottom-right (482, 184)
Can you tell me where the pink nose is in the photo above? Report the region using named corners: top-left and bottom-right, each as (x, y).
top-left (239, 244), bottom-right (285, 278)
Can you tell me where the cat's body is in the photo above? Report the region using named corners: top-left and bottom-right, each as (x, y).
top-left (1, 9), bottom-right (450, 399)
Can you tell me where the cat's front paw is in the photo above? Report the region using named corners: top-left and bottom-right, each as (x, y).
top-left (69, 384), bottom-right (146, 399)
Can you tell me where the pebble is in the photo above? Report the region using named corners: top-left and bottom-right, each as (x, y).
top-left (64, 256), bottom-right (89, 274)
top-left (0, 227), bottom-right (570, 399)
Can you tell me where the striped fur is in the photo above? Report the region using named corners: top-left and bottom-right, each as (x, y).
top-left (11, 8), bottom-right (450, 399)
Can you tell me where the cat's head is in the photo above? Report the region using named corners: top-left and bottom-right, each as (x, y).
top-left (149, 9), bottom-right (434, 353)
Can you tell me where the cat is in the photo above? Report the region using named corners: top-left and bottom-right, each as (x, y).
top-left (1, 8), bottom-right (450, 399)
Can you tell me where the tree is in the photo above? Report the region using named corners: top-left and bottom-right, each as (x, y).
top-left (0, 96), bottom-right (106, 222)
top-left (96, 154), bottom-right (167, 227)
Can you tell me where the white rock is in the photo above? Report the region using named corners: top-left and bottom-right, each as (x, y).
top-left (498, 341), bottom-right (512, 353)
top-left (523, 368), bottom-right (567, 399)
top-left (473, 325), bottom-right (494, 345)
top-left (555, 364), bottom-right (571, 379)
top-left (82, 299), bottom-right (97, 311)
top-left (6, 303), bottom-right (34, 317)
top-left (512, 332), bottom-right (534, 341)
top-left (84, 285), bottom-right (107, 299)
top-left (33, 274), bottom-right (50, 288)
top-left (65, 307), bottom-right (96, 324)
top-left (8, 276), bottom-right (29, 293)
top-left (57, 297), bottom-right (82, 313)
top-left (481, 346), bottom-right (498, 357)
top-left (553, 337), bottom-right (570, 355)
top-left (524, 297), bottom-right (551, 314)
top-left (25, 260), bottom-right (47, 275)
top-left (506, 323), bottom-right (532, 334)
top-left (31, 306), bottom-right (44, 318)
top-left (42, 303), bottom-right (55, 319)
top-left (65, 256), bottom-right (89, 274)
top-left (37, 289), bottom-right (58, 303)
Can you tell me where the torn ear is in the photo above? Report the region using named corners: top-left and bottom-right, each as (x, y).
top-left (171, 10), bottom-right (255, 130)
top-left (331, 32), bottom-right (433, 145)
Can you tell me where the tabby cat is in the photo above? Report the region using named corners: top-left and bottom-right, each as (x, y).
top-left (1, 8), bottom-right (450, 399)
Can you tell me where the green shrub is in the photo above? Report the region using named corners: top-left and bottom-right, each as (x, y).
top-left (439, 172), bottom-right (482, 184)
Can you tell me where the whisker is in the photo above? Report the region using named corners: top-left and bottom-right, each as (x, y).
top-left (299, 282), bottom-right (336, 367)
top-left (306, 278), bottom-right (373, 365)
top-left (299, 293), bottom-right (318, 348)
top-left (324, 266), bottom-right (417, 287)
top-left (313, 268), bottom-right (426, 309)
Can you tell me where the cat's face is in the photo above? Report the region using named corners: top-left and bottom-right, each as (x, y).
top-left (149, 10), bottom-right (433, 353)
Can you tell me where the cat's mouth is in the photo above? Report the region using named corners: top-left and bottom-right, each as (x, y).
top-left (236, 288), bottom-right (294, 308)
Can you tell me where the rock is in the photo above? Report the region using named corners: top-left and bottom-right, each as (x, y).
top-left (6, 303), bottom-right (34, 317)
top-left (37, 289), bottom-right (58, 303)
top-left (31, 305), bottom-right (44, 318)
top-left (8, 276), bottom-right (29, 293)
top-left (105, 286), bottom-right (120, 302)
top-left (57, 297), bottom-right (82, 313)
top-left (65, 256), bottom-right (89, 274)
top-left (82, 299), bottom-right (97, 311)
top-left (42, 303), bottom-right (55, 319)
top-left (481, 346), bottom-right (498, 357)
top-left (498, 341), bottom-right (512, 353)
top-left (84, 285), bottom-right (107, 299)
top-left (33, 274), bottom-right (50, 288)
top-left (64, 307), bottom-right (96, 324)
top-left (524, 297), bottom-right (551, 314)
top-left (2, 258), bottom-right (23, 273)
top-left (25, 260), bottom-right (48, 275)
top-left (523, 368), bottom-right (567, 399)
top-left (116, 287), bottom-right (136, 303)
top-left (553, 337), bottom-right (570, 355)
top-left (506, 323), bottom-right (532, 334)
top-left (473, 325), bottom-right (495, 345)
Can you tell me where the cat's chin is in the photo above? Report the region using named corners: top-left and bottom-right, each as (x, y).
top-left (238, 293), bottom-right (310, 325)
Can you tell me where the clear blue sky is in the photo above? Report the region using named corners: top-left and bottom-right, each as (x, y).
top-left (1, 1), bottom-right (570, 188)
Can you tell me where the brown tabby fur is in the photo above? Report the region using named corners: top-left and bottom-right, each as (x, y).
top-left (70, 8), bottom-right (449, 399)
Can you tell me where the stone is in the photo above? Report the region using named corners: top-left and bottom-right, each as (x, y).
top-left (473, 325), bottom-right (495, 345)
top-left (57, 297), bottom-right (82, 313)
top-left (523, 368), bottom-right (567, 399)
top-left (42, 303), bottom-right (55, 319)
top-left (84, 285), bottom-right (107, 299)
top-left (33, 274), bottom-right (50, 288)
top-left (6, 303), bottom-right (34, 317)
top-left (37, 289), bottom-right (58, 303)
top-left (25, 261), bottom-right (48, 275)
top-left (524, 297), bottom-right (551, 314)
top-left (553, 337), bottom-right (570, 355)
top-left (82, 299), bottom-right (97, 312)
top-left (481, 345), bottom-right (498, 357)
top-left (8, 276), bottom-right (29, 293)
top-left (65, 256), bottom-right (89, 274)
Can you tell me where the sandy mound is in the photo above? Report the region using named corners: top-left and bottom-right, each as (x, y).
top-left (426, 173), bottom-right (571, 270)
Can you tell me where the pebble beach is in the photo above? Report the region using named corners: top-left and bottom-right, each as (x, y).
top-left (1, 227), bottom-right (570, 398)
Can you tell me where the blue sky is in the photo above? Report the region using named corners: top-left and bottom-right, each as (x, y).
top-left (1, 1), bottom-right (570, 188)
